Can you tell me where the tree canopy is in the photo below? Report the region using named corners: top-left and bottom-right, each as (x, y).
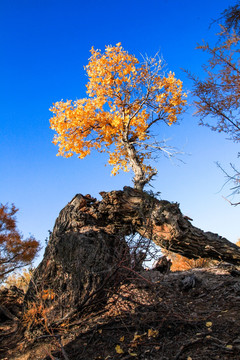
top-left (221, 2), bottom-right (240, 35)
top-left (0, 203), bottom-right (40, 282)
top-left (188, 28), bottom-right (240, 142)
top-left (50, 43), bottom-right (187, 190)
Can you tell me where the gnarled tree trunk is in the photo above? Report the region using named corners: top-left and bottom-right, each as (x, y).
top-left (99, 187), bottom-right (240, 264)
top-left (25, 187), bottom-right (240, 322)
top-left (25, 193), bottom-right (130, 321)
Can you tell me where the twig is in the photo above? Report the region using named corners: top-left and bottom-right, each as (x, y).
top-left (56, 335), bottom-right (70, 360)
top-left (174, 336), bottom-right (206, 360)
top-left (222, 196), bottom-right (240, 206)
top-left (174, 333), bottom-right (231, 360)
top-left (121, 265), bottom-right (154, 285)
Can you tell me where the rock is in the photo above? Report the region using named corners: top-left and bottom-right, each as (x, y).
top-left (180, 274), bottom-right (198, 291)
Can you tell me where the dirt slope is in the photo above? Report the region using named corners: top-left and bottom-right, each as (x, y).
top-left (1, 265), bottom-right (240, 360)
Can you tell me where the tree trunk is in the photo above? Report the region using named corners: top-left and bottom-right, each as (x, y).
top-left (24, 193), bottom-right (131, 321)
top-left (25, 186), bottom-right (240, 322)
top-left (99, 186), bottom-right (240, 265)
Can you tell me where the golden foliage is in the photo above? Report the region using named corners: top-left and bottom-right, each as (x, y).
top-left (23, 287), bottom-right (56, 332)
top-left (4, 267), bottom-right (34, 292)
top-left (23, 302), bottom-right (49, 331)
top-left (50, 43), bottom-right (186, 187)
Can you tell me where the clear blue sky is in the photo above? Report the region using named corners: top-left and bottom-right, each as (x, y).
top-left (1, 0), bottom-right (239, 264)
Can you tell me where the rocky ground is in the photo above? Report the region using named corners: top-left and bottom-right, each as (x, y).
top-left (1, 264), bottom-right (240, 360)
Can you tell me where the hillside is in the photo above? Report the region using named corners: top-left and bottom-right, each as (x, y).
top-left (1, 188), bottom-right (240, 360)
top-left (1, 265), bottom-right (240, 360)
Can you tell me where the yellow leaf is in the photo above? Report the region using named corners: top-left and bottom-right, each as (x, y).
top-left (98, 329), bottom-right (102, 334)
top-left (132, 333), bottom-right (142, 341)
top-left (206, 322), bottom-right (212, 327)
top-left (226, 345), bottom-right (233, 349)
top-left (128, 351), bottom-right (138, 356)
top-left (115, 345), bottom-right (124, 354)
top-left (187, 357), bottom-right (193, 360)
top-left (148, 328), bottom-right (159, 338)
top-left (120, 336), bottom-right (124, 342)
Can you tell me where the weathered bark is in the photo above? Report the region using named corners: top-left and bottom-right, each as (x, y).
top-left (25, 186), bottom-right (240, 321)
top-left (25, 194), bottom-right (130, 320)
top-left (99, 186), bottom-right (240, 265)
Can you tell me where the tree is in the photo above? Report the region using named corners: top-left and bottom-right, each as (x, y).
top-left (25, 187), bottom-right (240, 323)
top-left (50, 43), bottom-right (187, 190)
top-left (188, 28), bottom-right (240, 142)
top-left (220, 2), bottom-right (240, 35)
top-left (187, 3), bottom-right (240, 203)
top-left (0, 203), bottom-right (40, 282)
